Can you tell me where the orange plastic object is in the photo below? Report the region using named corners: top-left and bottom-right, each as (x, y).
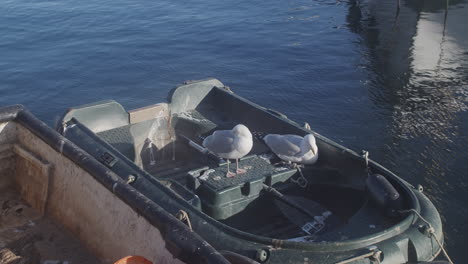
top-left (114, 256), bottom-right (153, 264)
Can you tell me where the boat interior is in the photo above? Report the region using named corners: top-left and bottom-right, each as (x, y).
top-left (0, 189), bottom-right (100, 263)
top-left (59, 80), bottom-right (411, 243)
top-left (0, 123), bottom-right (100, 263)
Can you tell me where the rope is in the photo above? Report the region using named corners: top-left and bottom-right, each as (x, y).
top-left (399, 209), bottom-right (454, 264)
top-left (126, 175), bottom-right (136, 184)
top-left (335, 249), bottom-right (381, 264)
top-left (290, 165), bottom-right (308, 188)
top-left (176, 210), bottom-right (193, 231)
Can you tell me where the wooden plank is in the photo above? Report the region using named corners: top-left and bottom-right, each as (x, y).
top-left (0, 143), bottom-right (13, 154)
top-left (129, 103), bottom-right (169, 124)
top-left (13, 144), bottom-right (51, 216)
top-left (0, 144), bottom-right (15, 189)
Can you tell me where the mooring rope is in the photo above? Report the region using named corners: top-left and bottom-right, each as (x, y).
top-left (335, 249), bottom-right (382, 264)
top-left (399, 209), bottom-right (454, 264)
top-left (287, 163), bottom-right (308, 188)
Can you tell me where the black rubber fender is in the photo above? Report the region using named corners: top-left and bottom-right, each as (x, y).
top-left (366, 174), bottom-right (403, 215)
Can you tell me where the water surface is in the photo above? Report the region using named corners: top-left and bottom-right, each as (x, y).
top-left (1, 0), bottom-right (466, 262)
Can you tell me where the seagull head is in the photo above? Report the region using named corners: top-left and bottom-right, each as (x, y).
top-left (233, 124), bottom-right (252, 138)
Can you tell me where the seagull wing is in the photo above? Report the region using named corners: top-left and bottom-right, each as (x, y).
top-left (203, 130), bottom-right (236, 155)
top-left (264, 134), bottom-right (302, 157)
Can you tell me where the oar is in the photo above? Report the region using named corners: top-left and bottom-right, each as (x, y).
top-left (262, 184), bottom-right (342, 237)
top-left (177, 134), bottom-right (223, 163)
top-left (262, 184), bottom-right (318, 220)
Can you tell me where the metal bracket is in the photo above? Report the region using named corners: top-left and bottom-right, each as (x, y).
top-left (362, 150), bottom-right (369, 168)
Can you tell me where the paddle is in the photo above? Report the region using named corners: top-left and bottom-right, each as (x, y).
top-left (262, 184), bottom-right (341, 239)
top-left (177, 134), bottom-right (223, 163)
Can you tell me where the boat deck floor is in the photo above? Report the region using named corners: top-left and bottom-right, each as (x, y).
top-left (0, 188), bottom-right (100, 264)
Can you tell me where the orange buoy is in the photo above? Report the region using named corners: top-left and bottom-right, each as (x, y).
top-left (114, 256), bottom-right (152, 264)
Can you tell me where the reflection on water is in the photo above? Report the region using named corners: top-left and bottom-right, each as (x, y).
top-left (347, 0), bottom-right (467, 261)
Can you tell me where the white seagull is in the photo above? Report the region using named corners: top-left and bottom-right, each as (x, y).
top-left (263, 134), bottom-right (318, 164)
top-left (203, 124), bottom-right (253, 177)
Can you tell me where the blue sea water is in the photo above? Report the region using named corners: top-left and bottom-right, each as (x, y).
top-left (1, 0), bottom-right (467, 262)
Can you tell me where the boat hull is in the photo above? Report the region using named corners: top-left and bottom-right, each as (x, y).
top-left (56, 79), bottom-right (444, 264)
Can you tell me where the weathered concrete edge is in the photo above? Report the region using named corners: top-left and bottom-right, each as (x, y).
top-left (0, 104), bottom-right (229, 264)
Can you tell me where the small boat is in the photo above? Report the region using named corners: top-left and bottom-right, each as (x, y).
top-left (56, 78), bottom-right (446, 264)
top-left (0, 105), bottom-right (229, 264)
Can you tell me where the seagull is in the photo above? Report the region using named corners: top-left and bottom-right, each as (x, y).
top-left (203, 124), bottom-right (253, 177)
top-left (263, 134), bottom-right (318, 164)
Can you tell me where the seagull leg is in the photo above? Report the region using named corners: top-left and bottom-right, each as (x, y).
top-left (226, 160), bottom-right (236, 178)
top-left (236, 159), bottom-right (247, 174)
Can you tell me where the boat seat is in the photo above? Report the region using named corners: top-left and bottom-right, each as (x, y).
top-left (96, 125), bottom-right (136, 162)
top-left (59, 100), bottom-right (130, 133)
top-left (173, 110), bottom-right (219, 137)
top-left (59, 100), bottom-right (166, 164)
top-left (58, 100), bottom-right (136, 161)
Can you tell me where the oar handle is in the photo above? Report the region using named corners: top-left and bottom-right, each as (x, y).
top-left (178, 134), bottom-right (223, 163)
